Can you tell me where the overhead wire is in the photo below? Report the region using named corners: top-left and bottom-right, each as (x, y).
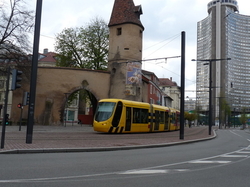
top-left (40, 32), bottom-right (196, 84)
top-left (143, 33), bottom-right (181, 59)
top-left (40, 34), bottom-right (55, 39)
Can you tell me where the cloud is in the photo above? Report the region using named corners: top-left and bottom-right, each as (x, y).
top-left (28, 0), bottom-right (250, 97)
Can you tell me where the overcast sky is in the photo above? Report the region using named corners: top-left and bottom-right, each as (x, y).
top-left (27, 0), bottom-right (250, 97)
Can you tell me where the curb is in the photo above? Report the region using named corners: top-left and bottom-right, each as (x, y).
top-left (0, 130), bottom-right (217, 154)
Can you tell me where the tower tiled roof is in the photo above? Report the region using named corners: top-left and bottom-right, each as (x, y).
top-left (108, 0), bottom-right (144, 30)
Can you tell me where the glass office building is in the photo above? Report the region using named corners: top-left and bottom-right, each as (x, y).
top-left (196, 0), bottom-right (250, 123)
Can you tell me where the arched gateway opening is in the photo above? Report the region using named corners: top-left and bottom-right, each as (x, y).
top-left (62, 88), bottom-right (98, 126)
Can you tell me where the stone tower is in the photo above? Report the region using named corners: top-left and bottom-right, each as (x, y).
top-left (108, 0), bottom-right (144, 101)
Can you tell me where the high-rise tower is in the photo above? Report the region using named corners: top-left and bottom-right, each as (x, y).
top-left (108, 0), bottom-right (144, 101)
top-left (196, 0), bottom-right (250, 125)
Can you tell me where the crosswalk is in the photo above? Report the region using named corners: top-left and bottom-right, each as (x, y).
top-left (120, 146), bottom-right (250, 175)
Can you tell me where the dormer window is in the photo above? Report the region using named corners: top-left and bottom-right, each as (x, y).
top-left (134, 5), bottom-right (143, 20)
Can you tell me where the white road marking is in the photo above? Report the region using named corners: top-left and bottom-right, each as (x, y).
top-left (189, 160), bottom-right (231, 164)
top-left (120, 169), bottom-right (189, 175)
top-left (229, 130), bottom-right (243, 137)
top-left (120, 170), bottom-right (168, 174)
top-left (236, 151), bottom-right (250, 154)
top-left (175, 169), bottom-right (189, 172)
top-left (221, 154), bottom-right (248, 158)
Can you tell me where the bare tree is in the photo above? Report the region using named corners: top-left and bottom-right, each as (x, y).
top-left (0, 0), bottom-right (34, 63)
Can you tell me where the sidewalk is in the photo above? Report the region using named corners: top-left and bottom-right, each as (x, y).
top-left (0, 125), bottom-right (216, 154)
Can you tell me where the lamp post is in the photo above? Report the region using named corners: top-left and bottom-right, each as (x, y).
top-left (192, 58), bottom-right (231, 135)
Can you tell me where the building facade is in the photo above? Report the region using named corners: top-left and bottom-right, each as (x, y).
top-left (196, 0), bottom-right (250, 123)
top-left (159, 78), bottom-right (180, 110)
top-left (142, 70), bottom-right (163, 105)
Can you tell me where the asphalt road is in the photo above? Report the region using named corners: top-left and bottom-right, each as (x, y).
top-left (0, 129), bottom-right (249, 187)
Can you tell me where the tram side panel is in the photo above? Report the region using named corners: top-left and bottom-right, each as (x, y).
top-left (124, 105), bottom-right (151, 133)
top-left (93, 99), bottom-right (180, 133)
top-left (151, 105), bottom-right (171, 132)
top-left (106, 102), bottom-right (151, 133)
top-left (169, 109), bottom-right (180, 131)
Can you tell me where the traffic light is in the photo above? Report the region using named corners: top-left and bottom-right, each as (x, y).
top-left (5, 114), bottom-right (9, 125)
top-left (11, 69), bottom-right (23, 90)
top-left (17, 103), bottom-right (22, 108)
top-left (23, 92), bottom-right (30, 106)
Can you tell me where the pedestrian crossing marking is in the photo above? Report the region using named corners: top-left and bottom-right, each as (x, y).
top-left (236, 151), bottom-right (250, 154)
top-left (120, 170), bottom-right (168, 174)
top-left (175, 169), bottom-right (189, 172)
top-left (189, 160), bottom-right (231, 164)
top-left (120, 169), bottom-right (189, 175)
top-left (221, 154), bottom-right (248, 158)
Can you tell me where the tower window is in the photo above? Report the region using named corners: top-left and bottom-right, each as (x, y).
top-left (117, 28), bottom-right (122, 35)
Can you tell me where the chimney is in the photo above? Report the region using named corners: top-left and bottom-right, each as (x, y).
top-left (170, 77), bottom-right (172, 81)
top-left (43, 48), bottom-right (49, 54)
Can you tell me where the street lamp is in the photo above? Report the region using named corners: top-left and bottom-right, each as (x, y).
top-left (192, 58), bottom-right (231, 135)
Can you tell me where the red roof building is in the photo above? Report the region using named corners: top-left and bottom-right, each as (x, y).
top-left (38, 48), bottom-right (57, 67)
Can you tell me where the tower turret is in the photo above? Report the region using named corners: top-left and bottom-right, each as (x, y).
top-left (108, 0), bottom-right (144, 64)
top-left (108, 0), bottom-right (144, 101)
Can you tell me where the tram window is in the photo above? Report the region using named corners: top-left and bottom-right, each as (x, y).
top-left (170, 113), bottom-right (174, 124)
top-left (164, 112), bottom-right (169, 130)
top-left (95, 102), bottom-right (115, 122)
top-left (165, 112), bottom-right (169, 121)
top-left (172, 113), bottom-right (176, 124)
top-left (160, 111), bottom-right (164, 123)
top-left (155, 111), bottom-right (160, 124)
top-left (133, 108), bottom-right (148, 123)
top-left (176, 113), bottom-right (180, 124)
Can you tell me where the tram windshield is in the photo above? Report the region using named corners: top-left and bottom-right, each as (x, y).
top-left (95, 102), bottom-right (116, 122)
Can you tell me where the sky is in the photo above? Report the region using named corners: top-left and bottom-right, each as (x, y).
top-left (26, 0), bottom-right (250, 98)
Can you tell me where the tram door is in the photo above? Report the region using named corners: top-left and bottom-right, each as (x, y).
top-left (164, 111), bottom-right (169, 130)
top-left (154, 110), bottom-right (160, 131)
top-left (125, 107), bottom-right (131, 131)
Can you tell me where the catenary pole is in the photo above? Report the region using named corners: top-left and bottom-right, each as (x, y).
top-left (192, 58), bottom-right (231, 135)
top-left (180, 31), bottom-right (185, 139)
top-left (26, 0), bottom-right (43, 144)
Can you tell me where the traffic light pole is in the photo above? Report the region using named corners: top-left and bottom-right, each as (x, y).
top-left (1, 67), bottom-right (10, 149)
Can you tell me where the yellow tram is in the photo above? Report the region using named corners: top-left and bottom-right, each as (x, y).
top-left (93, 99), bottom-right (180, 133)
